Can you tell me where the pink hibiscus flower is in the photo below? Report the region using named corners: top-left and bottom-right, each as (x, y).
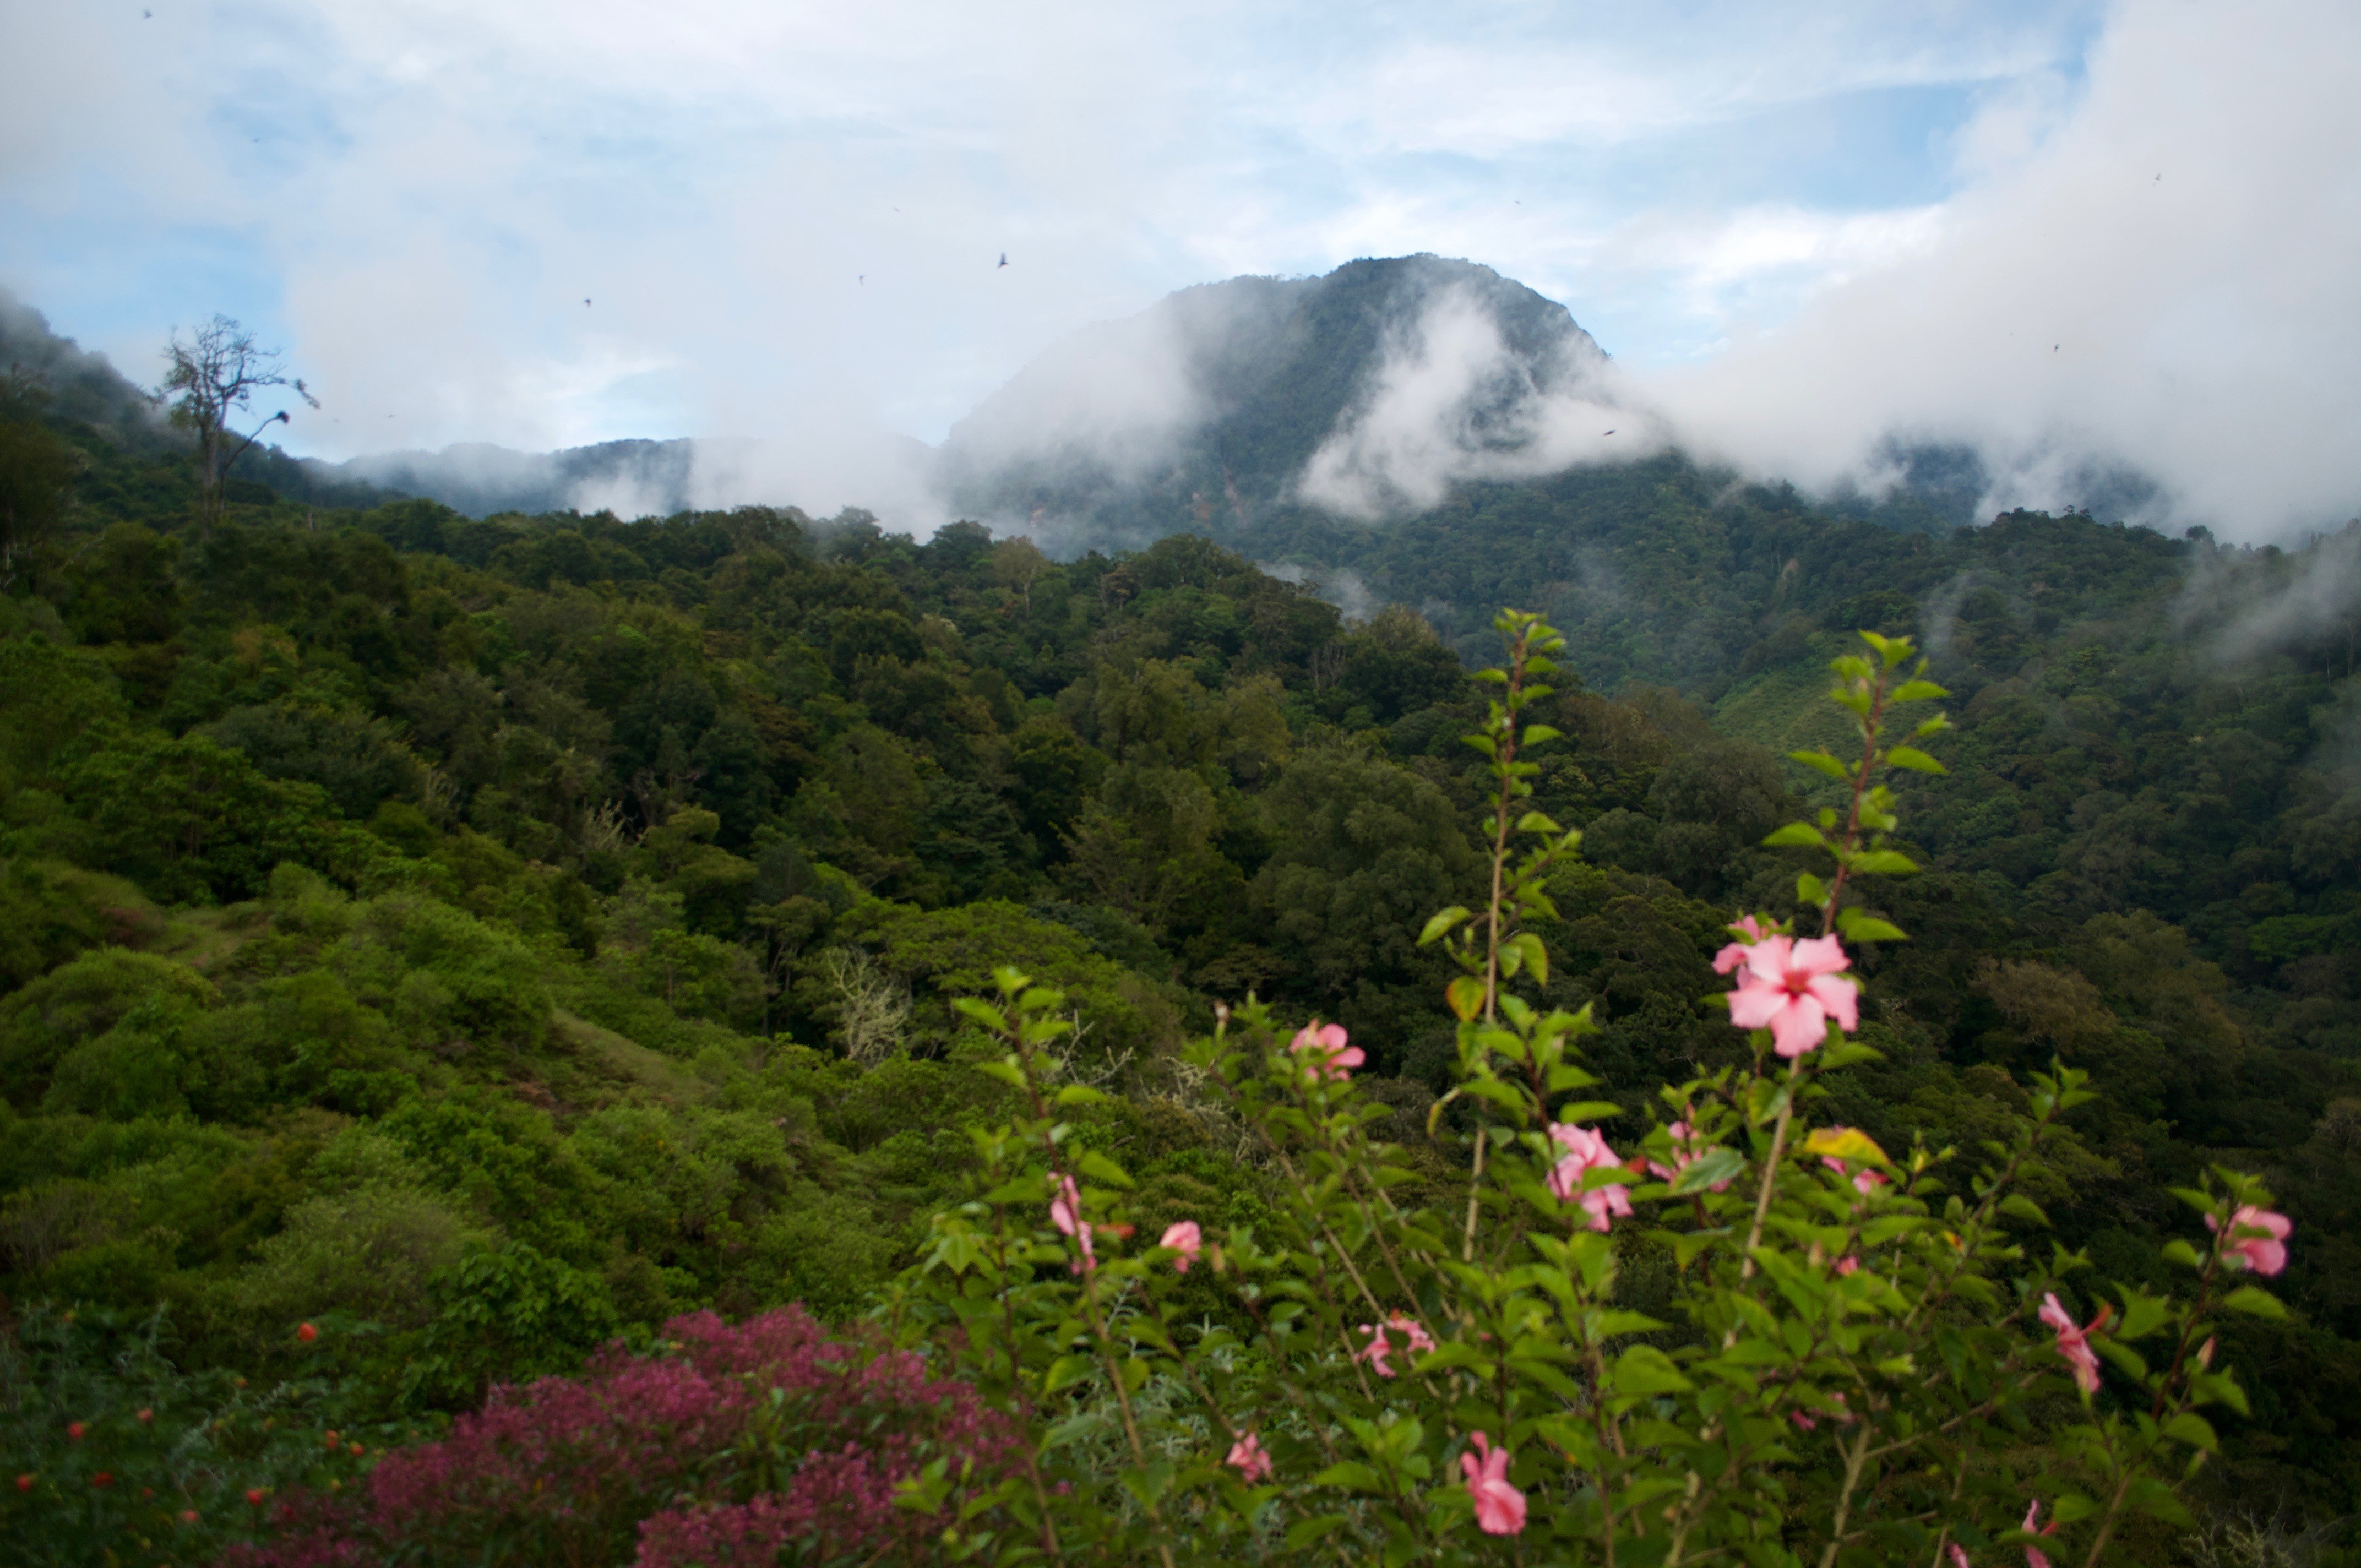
top-left (1049, 1173), bottom-right (1095, 1272)
top-left (1225, 1431), bottom-right (1272, 1484)
top-left (1820, 1151), bottom-right (1890, 1198)
top-left (2038, 1292), bottom-right (2102, 1395)
top-left (2206, 1205), bottom-right (2292, 1276)
top-left (2022, 1498), bottom-right (2060, 1568)
top-left (1725, 933), bottom-right (1858, 1058)
top-left (1289, 1019), bottom-right (1364, 1081)
top-left (1712, 914), bottom-right (1776, 974)
top-left (1160, 1220), bottom-right (1203, 1273)
top-left (1460, 1431), bottom-right (1527, 1537)
top-left (1547, 1122), bottom-right (1634, 1231)
top-left (1354, 1314), bottom-right (1436, 1378)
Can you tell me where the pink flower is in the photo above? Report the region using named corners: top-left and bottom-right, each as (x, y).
top-left (1160, 1221), bottom-right (1203, 1273)
top-left (1049, 1174), bottom-right (1095, 1272)
top-left (1835, 1256), bottom-right (1861, 1277)
top-left (1225, 1431), bottom-right (1272, 1484)
top-left (1354, 1314), bottom-right (1436, 1378)
top-left (1460, 1431), bottom-right (1527, 1537)
top-left (2038, 1293), bottom-right (2102, 1395)
top-left (1649, 1120), bottom-right (1732, 1192)
top-left (1820, 1153), bottom-right (1890, 1197)
top-left (1547, 1123), bottom-right (1634, 1229)
top-left (1948, 1544), bottom-right (1973, 1568)
top-left (1289, 1019), bottom-right (1364, 1081)
top-left (2206, 1205), bottom-right (2292, 1276)
top-left (2022, 1498), bottom-right (2059, 1568)
top-left (1712, 914), bottom-right (1775, 974)
top-left (1725, 934), bottom-right (1858, 1058)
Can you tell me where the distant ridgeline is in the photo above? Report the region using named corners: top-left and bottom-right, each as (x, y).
top-left (6, 272), bottom-right (2361, 1547)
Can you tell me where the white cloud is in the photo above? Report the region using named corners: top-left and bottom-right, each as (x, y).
top-left (1634, 0), bottom-right (2361, 538)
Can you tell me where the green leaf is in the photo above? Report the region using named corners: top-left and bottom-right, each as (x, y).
top-left (1670, 1146), bottom-right (1745, 1195)
top-left (1609, 1344), bottom-right (1694, 1396)
top-left (951, 997), bottom-right (1009, 1032)
top-left (1311, 1462), bottom-right (1383, 1493)
top-left (1284, 1515), bottom-right (1349, 1551)
top-left (2220, 1286), bottom-right (2287, 1319)
top-left (1848, 850), bottom-right (1920, 875)
top-left (1447, 976), bottom-right (1488, 1022)
top-left (1418, 907), bottom-right (1471, 946)
top-left (1762, 823), bottom-right (1826, 847)
top-left (1520, 726), bottom-right (1564, 748)
top-left (975, 1060), bottom-right (1031, 1091)
top-left (1835, 908), bottom-right (1908, 943)
top-left (1891, 679), bottom-right (1950, 703)
top-left (1043, 1355), bottom-right (1096, 1393)
top-left (1884, 745), bottom-right (1947, 774)
top-left (1075, 1149), bottom-right (1135, 1188)
top-left (1999, 1195), bottom-right (2050, 1228)
top-left (1054, 1084), bottom-right (1108, 1106)
top-left (1790, 749), bottom-right (1851, 781)
top-left (2163, 1412), bottom-right (2220, 1453)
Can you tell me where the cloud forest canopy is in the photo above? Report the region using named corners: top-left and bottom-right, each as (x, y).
top-left (0, 291), bottom-right (2359, 1565)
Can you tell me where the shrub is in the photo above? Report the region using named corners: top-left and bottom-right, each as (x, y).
top-left (229, 1306), bottom-right (1019, 1567)
top-left (908, 617), bottom-right (2288, 1568)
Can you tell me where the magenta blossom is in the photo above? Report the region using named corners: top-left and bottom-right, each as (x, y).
top-left (1547, 1123), bottom-right (1634, 1231)
top-left (1289, 1020), bottom-right (1364, 1081)
top-left (1947, 1545), bottom-right (1974, 1568)
top-left (2038, 1293), bottom-right (2103, 1395)
top-left (1160, 1220), bottom-right (1203, 1273)
top-left (1460, 1432), bottom-right (1527, 1537)
top-left (1712, 914), bottom-right (1776, 974)
top-left (1225, 1431), bottom-right (1272, 1484)
top-left (1820, 1153), bottom-right (1890, 1198)
top-left (1354, 1314), bottom-right (1436, 1378)
top-left (1726, 933), bottom-right (1858, 1058)
top-left (2206, 1205), bottom-right (2291, 1276)
top-left (1049, 1174), bottom-right (1095, 1272)
top-left (2022, 1498), bottom-right (2060, 1568)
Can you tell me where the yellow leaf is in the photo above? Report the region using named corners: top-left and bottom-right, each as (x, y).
top-left (1802, 1126), bottom-right (1891, 1168)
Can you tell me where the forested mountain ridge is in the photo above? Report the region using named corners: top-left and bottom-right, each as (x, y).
top-left (938, 254), bottom-right (1611, 541)
top-left (5, 302), bottom-right (2361, 1557)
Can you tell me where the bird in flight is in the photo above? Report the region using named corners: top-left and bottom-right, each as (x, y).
top-left (1603, 429), bottom-right (1615, 436)
top-left (143, 8), bottom-right (152, 16)
top-left (998, 253), bottom-right (1009, 268)
top-left (584, 298), bottom-right (591, 306)
top-left (2053, 344), bottom-right (2060, 352)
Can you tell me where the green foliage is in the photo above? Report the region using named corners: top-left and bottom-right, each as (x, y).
top-left (1, 401), bottom-right (2358, 1556)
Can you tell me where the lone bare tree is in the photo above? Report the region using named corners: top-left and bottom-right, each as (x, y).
top-left (157, 315), bottom-right (316, 534)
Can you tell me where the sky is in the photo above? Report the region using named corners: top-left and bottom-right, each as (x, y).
top-left (3, 0), bottom-right (2357, 538)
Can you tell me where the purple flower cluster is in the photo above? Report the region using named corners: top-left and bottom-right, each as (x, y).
top-left (224, 1308), bottom-right (1017, 1568)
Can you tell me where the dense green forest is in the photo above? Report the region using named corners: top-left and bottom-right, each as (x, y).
top-left (3, 364), bottom-right (2360, 1559)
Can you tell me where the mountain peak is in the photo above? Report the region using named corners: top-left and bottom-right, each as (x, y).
top-left (938, 254), bottom-right (1613, 541)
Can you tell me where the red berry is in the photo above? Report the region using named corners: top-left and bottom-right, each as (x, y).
top-left (247, 1488), bottom-right (265, 1506)
top-left (66, 1422), bottom-right (86, 1441)
top-left (90, 1472), bottom-right (114, 1488)
top-left (181, 1509), bottom-right (200, 1523)
top-left (137, 1408), bottom-right (154, 1423)
top-left (348, 1442), bottom-right (365, 1456)
top-left (323, 1429), bottom-right (341, 1449)
top-left (297, 1322), bottom-right (318, 1342)
top-left (15, 1474), bottom-right (32, 1492)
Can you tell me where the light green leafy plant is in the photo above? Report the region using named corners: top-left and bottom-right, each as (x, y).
top-left (900, 612), bottom-right (2289, 1568)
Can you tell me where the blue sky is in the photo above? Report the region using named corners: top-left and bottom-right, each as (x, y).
top-left (3, 1), bottom-right (2358, 538)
